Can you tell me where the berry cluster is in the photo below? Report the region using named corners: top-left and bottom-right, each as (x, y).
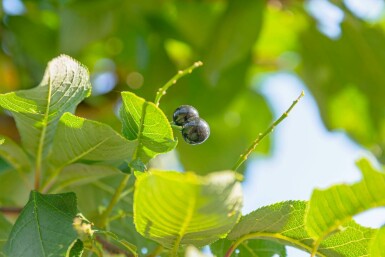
top-left (173, 105), bottom-right (210, 145)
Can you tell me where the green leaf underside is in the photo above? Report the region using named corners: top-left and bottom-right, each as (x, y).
top-left (5, 191), bottom-right (78, 257)
top-left (0, 136), bottom-right (31, 173)
top-left (0, 55), bottom-right (91, 159)
top-left (66, 239), bottom-right (84, 257)
top-left (228, 201), bottom-right (375, 257)
top-left (369, 227), bottom-right (385, 256)
top-left (120, 92), bottom-right (177, 165)
top-left (210, 238), bottom-right (286, 257)
top-left (134, 170), bottom-right (243, 249)
top-left (49, 112), bottom-right (136, 168)
top-left (305, 158), bottom-right (385, 241)
top-left (50, 163), bottom-right (120, 193)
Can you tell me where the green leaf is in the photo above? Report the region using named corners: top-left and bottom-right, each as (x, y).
top-left (5, 191), bottom-right (78, 257)
top-left (0, 214), bottom-right (12, 255)
top-left (210, 238), bottom-right (286, 257)
top-left (0, 136), bottom-right (31, 174)
top-left (228, 201), bottom-right (375, 257)
top-left (66, 239), bottom-right (84, 257)
top-left (49, 112), bottom-right (136, 169)
top-left (120, 92), bottom-right (177, 165)
top-left (0, 168), bottom-right (32, 206)
top-left (369, 227), bottom-right (385, 256)
top-left (0, 55), bottom-right (91, 161)
top-left (204, 0), bottom-right (264, 83)
top-left (300, 19), bottom-right (385, 162)
top-left (134, 170), bottom-right (243, 250)
top-left (50, 163), bottom-right (120, 193)
top-left (305, 158), bottom-right (385, 241)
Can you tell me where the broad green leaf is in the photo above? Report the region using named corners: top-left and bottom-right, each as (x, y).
top-left (120, 92), bottom-right (177, 165)
top-left (0, 55), bottom-right (91, 160)
top-left (0, 136), bottom-right (31, 174)
top-left (0, 214), bottom-right (12, 255)
top-left (66, 239), bottom-right (84, 257)
top-left (134, 170), bottom-right (243, 250)
top-left (5, 191), bottom-right (78, 257)
top-left (50, 163), bottom-right (120, 193)
top-left (305, 158), bottom-right (385, 241)
top-left (369, 227), bottom-right (385, 256)
top-left (210, 238), bottom-right (286, 257)
top-left (228, 201), bottom-right (375, 257)
top-left (203, 0), bottom-right (264, 83)
top-left (49, 112), bottom-right (136, 169)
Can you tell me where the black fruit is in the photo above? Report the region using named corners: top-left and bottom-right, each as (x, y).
top-left (182, 117), bottom-right (210, 145)
top-left (173, 105), bottom-right (199, 126)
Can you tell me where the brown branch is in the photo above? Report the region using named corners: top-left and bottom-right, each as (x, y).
top-left (0, 206), bottom-right (22, 214)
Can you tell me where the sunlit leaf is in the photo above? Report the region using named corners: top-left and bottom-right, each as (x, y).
top-left (369, 227), bottom-right (385, 256)
top-left (228, 201), bottom-right (375, 257)
top-left (0, 55), bottom-right (91, 161)
top-left (305, 158), bottom-right (385, 241)
top-left (120, 92), bottom-right (177, 165)
top-left (134, 170), bottom-right (243, 250)
top-left (49, 112), bottom-right (136, 169)
top-left (210, 238), bottom-right (286, 257)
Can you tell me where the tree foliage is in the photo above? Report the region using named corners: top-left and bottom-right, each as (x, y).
top-left (1, 1), bottom-right (385, 256)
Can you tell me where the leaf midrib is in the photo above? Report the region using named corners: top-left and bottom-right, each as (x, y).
top-left (172, 188), bottom-right (197, 253)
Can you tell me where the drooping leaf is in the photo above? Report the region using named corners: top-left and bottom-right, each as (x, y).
top-left (210, 238), bottom-right (286, 257)
top-left (228, 201), bottom-right (375, 257)
top-left (305, 158), bottom-right (385, 241)
top-left (0, 136), bottom-right (31, 174)
top-left (120, 92), bottom-right (177, 165)
top-left (50, 163), bottom-right (120, 193)
top-left (5, 191), bottom-right (78, 257)
top-left (0, 55), bottom-right (91, 160)
top-left (49, 112), bottom-right (136, 169)
top-left (134, 170), bottom-right (243, 250)
top-left (369, 227), bottom-right (385, 257)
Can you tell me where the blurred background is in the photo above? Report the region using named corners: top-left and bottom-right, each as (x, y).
top-left (1, 0), bottom-right (385, 256)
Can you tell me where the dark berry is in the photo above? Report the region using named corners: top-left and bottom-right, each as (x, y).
top-left (182, 117), bottom-right (210, 145)
top-left (173, 105), bottom-right (199, 126)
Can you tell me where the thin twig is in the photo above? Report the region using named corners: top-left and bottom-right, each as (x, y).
top-left (232, 91), bottom-right (305, 171)
top-left (97, 175), bottom-right (131, 228)
top-left (154, 61), bottom-right (203, 106)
